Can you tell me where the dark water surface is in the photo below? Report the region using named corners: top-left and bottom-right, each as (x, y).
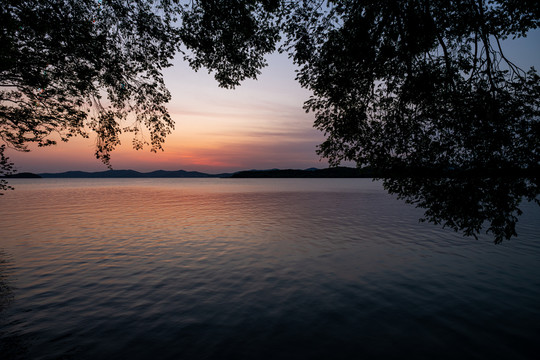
top-left (1, 179), bottom-right (539, 359)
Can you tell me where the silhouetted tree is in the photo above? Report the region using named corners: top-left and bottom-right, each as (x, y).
top-left (180, 0), bottom-right (540, 243)
top-left (0, 145), bottom-right (14, 194)
top-left (2, 1), bottom-right (539, 173)
top-left (179, 0), bottom-right (282, 88)
top-left (184, 0), bottom-right (540, 172)
top-left (1, 0), bottom-right (180, 166)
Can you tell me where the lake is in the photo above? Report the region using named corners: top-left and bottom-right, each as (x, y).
top-left (1, 178), bottom-right (539, 359)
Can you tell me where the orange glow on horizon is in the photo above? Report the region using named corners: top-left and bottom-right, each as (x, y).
top-left (4, 52), bottom-right (340, 174)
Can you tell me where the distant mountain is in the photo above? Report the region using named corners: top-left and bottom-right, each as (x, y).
top-left (2, 172), bottom-right (42, 178)
top-left (233, 166), bottom-right (540, 178)
top-left (36, 167), bottom-right (377, 178)
top-left (36, 167), bottom-right (372, 178)
top-left (231, 167), bottom-right (375, 178)
top-left (35, 166), bottom-right (540, 179)
top-left (39, 169), bottom-right (233, 178)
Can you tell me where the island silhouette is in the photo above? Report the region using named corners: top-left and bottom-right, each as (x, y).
top-left (27, 167), bottom-right (374, 178)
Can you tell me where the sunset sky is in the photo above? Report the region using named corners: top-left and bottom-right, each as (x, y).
top-left (5, 30), bottom-right (540, 174)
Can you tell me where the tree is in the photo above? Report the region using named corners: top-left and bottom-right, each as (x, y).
top-left (183, 0), bottom-right (540, 172)
top-left (0, 145), bottom-right (14, 194)
top-left (2, 0), bottom-right (539, 174)
top-left (178, 0), bottom-right (282, 88)
top-left (0, 0), bottom-right (287, 170)
top-left (177, 0), bottom-right (540, 243)
top-left (1, 0), bottom-right (180, 166)
top-left (294, 1), bottom-right (540, 172)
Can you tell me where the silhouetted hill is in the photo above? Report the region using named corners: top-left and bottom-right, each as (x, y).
top-left (34, 166), bottom-right (538, 179)
top-left (231, 166), bottom-right (540, 178)
top-left (39, 170), bottom-right (233, 178)
top-left (231, 167), bottom-right (376, 178)
top-left (2, 172), bottom-right (42, 178)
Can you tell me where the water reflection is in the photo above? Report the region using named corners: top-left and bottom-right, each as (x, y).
top-left (0, 250), bottom-right (29, 360)
top-left (383, 176), bottom-right (540, 243)
top-left (0, 250), bottom-right (13, 313)
top-left (0, 179), bottom-right (539, 359)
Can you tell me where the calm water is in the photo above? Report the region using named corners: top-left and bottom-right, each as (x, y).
top-left (0, 178), bottom-right (539, 359)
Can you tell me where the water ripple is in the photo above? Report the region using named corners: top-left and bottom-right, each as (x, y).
top-left (0, 179), bottom-right (539, 359)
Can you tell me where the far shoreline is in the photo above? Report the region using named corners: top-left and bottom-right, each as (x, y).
top-left (3, 166), bottom-right (539, 179)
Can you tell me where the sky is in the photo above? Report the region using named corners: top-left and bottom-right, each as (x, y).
top-left (5, 28), bottom-right (540, 174)
top-left (7, 50), bottom-right (339, 174)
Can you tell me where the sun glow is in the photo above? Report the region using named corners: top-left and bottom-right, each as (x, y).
top-left (6, 53), bottom-right (334, 174)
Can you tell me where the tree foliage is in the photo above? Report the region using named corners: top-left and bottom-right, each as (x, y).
top-left (181, 0), bottom-right (540, 171)
top-left (1, 0), bottom-right (180, 166)
top-left (0, 145), bottom-right (15, 194)
top-left (291, 0), bottom-right (540, 171)
top-left (179, 0), bottom-right (282, 88)
top-left (176, 0), bottom-right (540, 243)
top-left (1, 0), bottom-right (539, 173)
